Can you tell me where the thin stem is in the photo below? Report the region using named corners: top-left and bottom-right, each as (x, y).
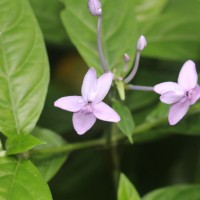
top-left (29, 103), bottom-right (200, 156)
top-left (126, 84), bottom-right (154, 91)
top-left (110, 124), bottom-right (120, 192)
top-left (123, 54), bottom-right (130, 72)
top-left (30, 117), bottom-right (165, 156)
top-left (30, 138), bottom-right (106, 155)
top-left (123, 61), bottom-right (129, 73)
top-left (97, 15), bottom-right (108, 72)
top-left (124, 50), bottom-right (141, 84)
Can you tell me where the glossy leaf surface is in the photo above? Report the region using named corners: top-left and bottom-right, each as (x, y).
top-left (6, 134), bottom-right (45, 155)
top-left (113, 101), bottom-right (135, 143)
top-left (29, 0), bottom-right (68, 44)
top-left (0, 156), bottom-right (52, 200)
top-left (142, 0), bottom-right (200, 60)
top-left (135, 0), bottom-right (167, 22)
top-left (118, 173), bottom-right (140, 200)
top-left (61, 0), bottom-right (138, 75)
top-left (0, 0), bottom-right (49, 137)
top-left (31, 127), bottom-right (68, 181)
top-left (143, 185), bottom-right (200, 200)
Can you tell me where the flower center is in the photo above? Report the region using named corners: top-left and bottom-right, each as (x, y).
top-left (82, 102), bottom-right (93, 114)
top-left (185, 90), bottom-right (193, 100)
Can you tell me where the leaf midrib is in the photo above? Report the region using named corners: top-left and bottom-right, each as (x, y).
top-left (0, 0), bottom-right (25, 135)
top-left (6, 159), bottom-right (21, 200)
top-left (0, 33), bottom-right (20, 135)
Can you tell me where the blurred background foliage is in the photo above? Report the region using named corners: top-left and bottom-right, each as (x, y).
top-left (28, 0), bottom-right (200, 199)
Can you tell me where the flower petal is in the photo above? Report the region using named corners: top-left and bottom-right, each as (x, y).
top-left (72, 111), bottom-right (96, 135)
top-left (93, 71), bottom-right (114, 103)
top-left (154, 82), bottom-right (183, 95)
top-left (54, 96), bottom-right (84, 112)
top-left (168, 99), bottom-right (190, 125)
top-left (93, 102), bottom-right (120, 122)
top-left (178, 60), bottom-right (198, 90)
top-left (191, 84), bottom-right (200, 105)
top-left (81, 68), bottom-right (97, 101)
top-left (160, 91), bottom-right (184, 104)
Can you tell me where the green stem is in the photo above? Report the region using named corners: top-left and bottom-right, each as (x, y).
top-left (30, 103), bottom-right (200, 155)
top-left (30, 137), bottom-right (106, 155)
top-left (110, 124), bottom-right (121, 192)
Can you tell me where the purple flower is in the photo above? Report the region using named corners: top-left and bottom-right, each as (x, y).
top-left (54, 68), bottom-right (120, 135)
top-left (154, 60), bottom-right (200, 125)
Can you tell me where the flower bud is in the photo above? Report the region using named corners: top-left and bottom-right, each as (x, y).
top-left (123, 53), bottom-right (130, 63)
top-left (88, 0), bottom-right (102, 16)
top-left (137, 35), bottom-right (147, 51)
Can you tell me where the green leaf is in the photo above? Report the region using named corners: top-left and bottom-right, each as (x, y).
top-left (146, 103), bottom-right (169, 123)
top-left (118, 173), bottom-right (140, 200)
top-left (145, 102), bottom-right (200, 134)
top-left (0, 156), bottom-right (52, 200)
top-left (31, 127), bottom-right (68, 181)
top-left (61, 0), bottom-right (138, 75)
top-left (133, 102), bottom-right (200, 143)
top-left (141, 0), bottom-right (200, 60)
top-left (0, 0), bottom-right (49, 137)
top-left (6, 134), bottom-right (45, 155)
top-left (135, 0), bottom-right (167, 22)
top-left (113, 101), bottom-right (135, 143)
top-left (142, 185), bottom-right (200, 200)
top-left (29, 0), bottom-right (69, 45)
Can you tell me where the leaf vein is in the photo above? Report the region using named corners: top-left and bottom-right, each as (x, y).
top-left (0, 33), bottom-right (21, 134)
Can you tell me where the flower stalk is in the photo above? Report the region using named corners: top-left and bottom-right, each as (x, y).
top-left (123, 51), bottom-right (141, 84)
top-left (97, 15), bottom-right (108, 72)
top-left (126, 84), bottom-right (154, 91)
top-left (124, 35), bottom-right (147, 83)
top-left (30, 102), bottom-right (200, 156)
top-left (123, 53), bottom-right (130, 72)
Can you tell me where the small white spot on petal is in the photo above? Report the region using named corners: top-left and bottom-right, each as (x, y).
top-left (78, 99), bottom-right (84, 103)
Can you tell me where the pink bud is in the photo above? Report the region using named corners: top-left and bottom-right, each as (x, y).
top-left (137, 35), bottom-right (147, 51)
top-left (124, 53), bottom-right (130, 63)
top-left (88, 0), bottom-right (102, 16)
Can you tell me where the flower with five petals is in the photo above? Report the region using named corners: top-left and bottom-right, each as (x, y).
top-left (154, 60), bottom-right (200, 125)
top-left (54, 68), bottom-right (120, 135)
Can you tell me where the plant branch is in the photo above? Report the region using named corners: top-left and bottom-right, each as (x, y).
top-left (30, 137), bottom-right (106, 155)
top-left (30, 103), bottom-right (200, 155)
